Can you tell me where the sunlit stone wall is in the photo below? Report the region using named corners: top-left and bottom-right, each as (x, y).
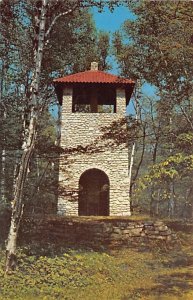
top-left (58, 87), bottom-right (130, 216)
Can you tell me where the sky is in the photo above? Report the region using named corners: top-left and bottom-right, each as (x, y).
top-left (92, 6), bottom-right (135, 33)
top-left (92, 6), bottom-right (157, 99)
top-left (92, 6), bottom-right (134, 74)
top-left (51, 5), bottom-right (156, 117)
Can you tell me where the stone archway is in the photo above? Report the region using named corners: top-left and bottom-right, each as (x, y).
top-left (78, 168), bottom-right (109, 216)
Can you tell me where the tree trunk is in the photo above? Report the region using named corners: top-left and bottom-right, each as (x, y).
top-left (0, 61), bottom-right (6, 203)
top-left (155, 188), bottom-right (160, 216)
top-left (128, 80), bottom-right (141, 212)
top-left (54, 102), bottom-right (62, 211)
top-left (150, 186), bottom-right (155, 217)
top-left (130, 123), bottom-right (146, 192)
top-left (168, 115), bottom-right (175, 219)
top-left (128, 141), bottom-right (136, 211)
top-left (128, 142), bottom-right (136, 197)
top-left (185, 186), bottom-right (193, 219)
top-left (5, 112), bottom-right (37, 273)
top-left (168, 181), bottom-right (175, 218)
top-left (5, 0), bottom-right (48, 274)
top-left (0, 142), bottom-right (6, 203)
top-left (150, 139), bottom-right (159, 216)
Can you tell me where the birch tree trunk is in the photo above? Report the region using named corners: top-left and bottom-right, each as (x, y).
top-left (128, 80), bottom-right (140, 210)
top-left (128, 141), bottom-right (136, 203)
top-left (4, 0), bottom-right (118, 273)
top-left (0, 61), bottom-right (6, 204)
top-left (1, 114), bottom-right (6, 204)
top-left (168, 116), bottom-right (175, 218)
top-left (5, 0), bottom-right (48, 274)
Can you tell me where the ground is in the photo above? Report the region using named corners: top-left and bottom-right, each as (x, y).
top-left (0, 221), bottom-right (193, 300)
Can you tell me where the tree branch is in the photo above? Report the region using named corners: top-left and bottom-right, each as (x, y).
top-left (45, 8), bottom-right (75, 39)
top-left (131, 123), bottom-right (146, 189)
top-left (179, 104), bottom-right (193, 131)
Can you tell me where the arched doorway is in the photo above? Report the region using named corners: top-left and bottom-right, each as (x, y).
top-left (78, 168), bottom-right (109, 216)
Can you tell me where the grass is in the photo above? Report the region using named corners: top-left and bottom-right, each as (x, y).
top-left (0, 226), bottom-right (193, 300)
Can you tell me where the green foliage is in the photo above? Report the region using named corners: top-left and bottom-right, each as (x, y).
top-left (97, 31), bottom-right (111, 70)
top-left (115, 1), bottom-right (193, 92)
top-left (134, 153), bottom-right (193, 218)
top-left (113, 1), bottom-right (193, 218)
top-left (0, 227), bottom-right (193, 300)
top-left (176, 132), bottom-right (193, 154)
top-left (0, 1), bottom-right (114, 217)
top-left (146, 154), bottom-right (193, 183)
top-left (43, 9), bottom-right (98, 76)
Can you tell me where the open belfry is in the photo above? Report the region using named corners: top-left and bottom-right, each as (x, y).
top-left (54, 62), bottom-right (135, 216)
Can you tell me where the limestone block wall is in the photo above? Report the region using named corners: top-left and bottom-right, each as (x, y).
top-left (19, 216), bottom-right (178, 250)
top-left (58, 87), bottom-right (130, 216)
top-left (116, 88), bottom-right (126, 114)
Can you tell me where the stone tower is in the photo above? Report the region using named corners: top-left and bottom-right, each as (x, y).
top-left (54, 63), bottom-right (135, 216)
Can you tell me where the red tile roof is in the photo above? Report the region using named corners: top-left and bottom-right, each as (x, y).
top-left (53, 70), bottom-right (134, 85)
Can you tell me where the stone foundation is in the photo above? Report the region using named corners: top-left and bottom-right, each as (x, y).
top-left (19, 216), bottom-right (177, 250)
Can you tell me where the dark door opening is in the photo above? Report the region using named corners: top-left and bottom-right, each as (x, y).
top-left (78, 168), bottom-right (109, 216)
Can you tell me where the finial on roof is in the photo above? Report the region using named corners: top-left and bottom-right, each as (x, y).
top-left (90, 62), bottom-right (98, 71)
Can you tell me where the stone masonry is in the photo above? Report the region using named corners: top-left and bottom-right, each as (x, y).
top-left (19, 216), bottom-right (178, 250)
top-left (58, 87), bottom-right (130, 216)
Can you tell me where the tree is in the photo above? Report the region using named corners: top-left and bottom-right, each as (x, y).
top-left (113, 1), bottom-right (193, 217)
top-left (2, 0), bottom-right (126, 274)
top-left (0, 2), bottom-right (112, 218)
top-left (97, 31), bottom-right (111, 70)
